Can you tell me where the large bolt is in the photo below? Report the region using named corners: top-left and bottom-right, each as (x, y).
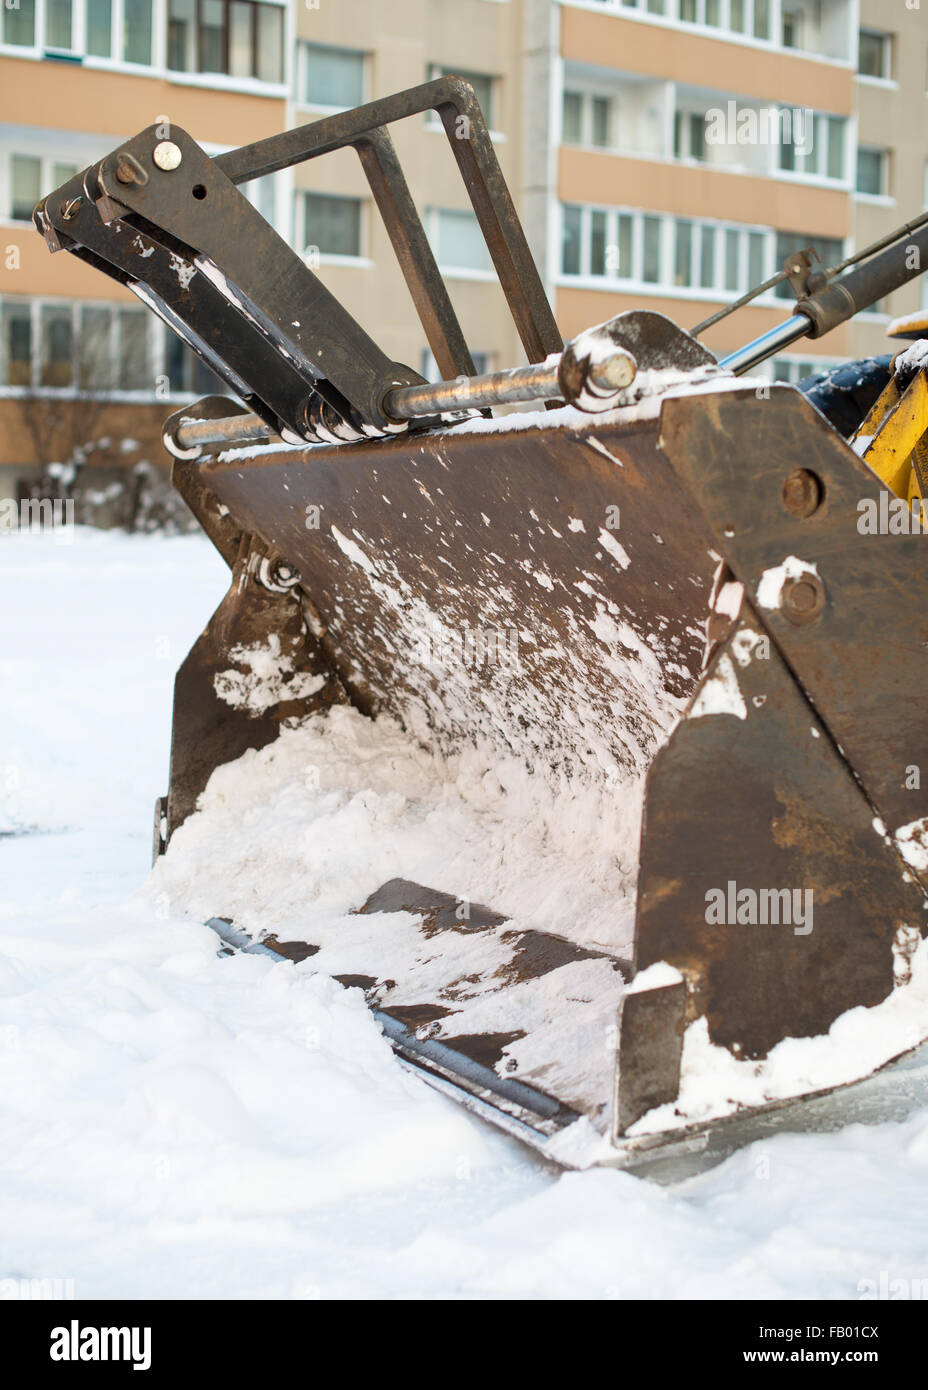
top-left (782, 468), bottom-right (823, 519)
top-left (782, 574), bottom-right (826, 626)
top-left (153, 141), bottom-right (182, 171)
top-left (589, 349), bottom-right (637, 393)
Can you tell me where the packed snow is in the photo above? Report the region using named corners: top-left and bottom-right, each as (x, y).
top-left (3, 529), bottom-right (928, 1300)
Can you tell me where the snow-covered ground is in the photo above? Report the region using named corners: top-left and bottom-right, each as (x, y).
top-left (2, 528), bottom-right (928, 1300)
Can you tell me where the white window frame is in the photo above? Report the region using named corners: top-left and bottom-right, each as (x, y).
top-left (0, 0), bottom-right (289, 96)
top-left (557, 202), bottom-right (848, 307)
top-left (1, 147), bottom-right (91, 225)
top-left (0, 295), bottom-right (220, 400)
top-left (672, 108), bottom-right (709, 163)
top-left (777, 111), bottom-right (850, 189)
top-left (560, 87), bottom-right (615, 151)
top-left (560, 0), bottom-right (855, 64)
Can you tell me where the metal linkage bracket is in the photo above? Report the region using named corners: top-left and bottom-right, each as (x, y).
top-left (35, 78), bottom-right (562, 443)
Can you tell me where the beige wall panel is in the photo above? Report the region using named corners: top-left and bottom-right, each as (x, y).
top-left (0, 56), bottom-right (284, 146)
top-left (561, 8), bottom-right (855, 114)
top-left (558, 148), bottom-right (852, 236)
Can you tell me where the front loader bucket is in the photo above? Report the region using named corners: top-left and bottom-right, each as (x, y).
top-left (158, 379), bottom-right (928, 1170)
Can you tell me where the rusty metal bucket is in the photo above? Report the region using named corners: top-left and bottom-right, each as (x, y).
top-left (158, 378), bottom-right (928, 1169)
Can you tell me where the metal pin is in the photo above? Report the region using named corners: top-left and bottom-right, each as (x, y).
top-left (153, 141), bottom-right (183, 172)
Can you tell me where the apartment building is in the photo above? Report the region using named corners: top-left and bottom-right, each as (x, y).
top-left (1, 0), bottom-right (926, 508)
top-left (0, 0), bottom-right (290, 505)
top-left (544, 0), bottom-right (928, 382)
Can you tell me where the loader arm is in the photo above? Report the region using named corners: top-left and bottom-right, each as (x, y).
top-left (34, 78), bottom-right (562, 444)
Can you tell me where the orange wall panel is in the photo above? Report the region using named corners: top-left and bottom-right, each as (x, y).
top-left (558, 149), bottom-right (851, 238)
top-left (561, 8), bottom-right (855, 115)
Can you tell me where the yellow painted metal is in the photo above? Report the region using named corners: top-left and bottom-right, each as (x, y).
top-left (856, 377), bottom-right (901, 445)
top-left (860, 369), bottom-right (928, 500)
top-left (887, 309), bottom-right (928, 340)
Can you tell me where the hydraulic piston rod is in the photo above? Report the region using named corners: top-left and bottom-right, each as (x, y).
top-left (167, 340), bottom-right (638, 455)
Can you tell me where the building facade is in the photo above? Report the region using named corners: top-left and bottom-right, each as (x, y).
top-left (1, 0), bottom-right (926, 508)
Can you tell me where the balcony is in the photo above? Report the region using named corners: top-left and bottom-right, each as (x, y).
top-left (564, 0), bottom-right (856, 63)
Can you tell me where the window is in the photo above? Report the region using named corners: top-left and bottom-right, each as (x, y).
top-left (859, 29), bottom-right (890, 80)
top-left (79, 307), bottom-right (113, 389)
top-left (775, 233), bottom-right (844, 298)
top-left (561, 90), bottom-right (614, 149)
top-left (45, 0), bottom-right (74, 49)
top-left (2, 303), bottom-right (33, 387)
top-left (86, 0), bottom-right (111, 55)
top-left (301, 42), bottom-right (365, 108)
top-left (748, 231), bottom-right (766, 286)
top-left (674, 111), bottom-right (707, 162)
top-left (123, 0), bottom-right (151, 64)
top-left (699, 225), bottom-right (716, 288)
top-left (674, 219), bottom-right (693, 286)
top-left (303, 193), bottom-right (362, 259)
top-left (642, 215), bottom-right (661, 283)
top-left (431, 67), bottom-right (496, 128)
top-left (559, 204), bottom-right (810, 304)
top-left (118, 309), bottom-right (150, 390)
top-left (591, 96), bottom-right (610, 147)
top-left (168, 0), bottom-right (195, 69)
top-left (40, 306), bottom-right (73, 388)
top-left (7, 155), bottom-right (79, 222)
top-left (10, 156), bottom-right (41, 222)
top-left (5, 0), bottom-right (152, 62)
top-left (561, 205), bottom-right (582, 276)
top-left (562, 92), bottom-right (583, 144)
top-left (724, 228), bottom-right (740, 292)
top-left (430, 208), bottom-right (492, 274)
top-left (753, 0), bottom-right (770, 40)
top-left (1, 0), bottom-right (36, 46)
top-left (0, 299), bottom-right (225, 397)
top-left (779, 114), bottom-right (846, 184)
top-left (667, 0), bottom-right (765, 34)
top-left (167, 0), bottom-right (282, 82)
top-left (857, 148), bottom-right (888, 198)
top-left (782, 8), bottom-right (801, 48)
top-left (590, 209), bottom-right (607, 274)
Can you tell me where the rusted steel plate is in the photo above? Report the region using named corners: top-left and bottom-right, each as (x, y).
top-left (192, 414), bottom-right (723, 785)
top-left (166, 536), bottom-right (345, 835)
top-left (659, 385), bottom-right (928, 849)
top-left (635, 617), bottom-right (926, 1058)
